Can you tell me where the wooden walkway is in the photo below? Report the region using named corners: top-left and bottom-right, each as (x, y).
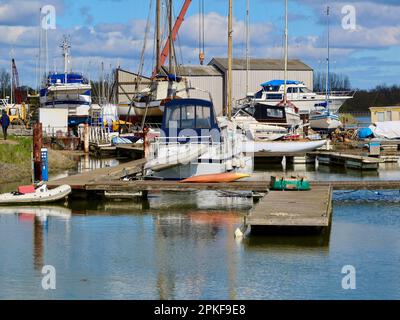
top-left (247, 186), bottom-right (333, 228)
top-left (48, 158), bottom-right (146, 189)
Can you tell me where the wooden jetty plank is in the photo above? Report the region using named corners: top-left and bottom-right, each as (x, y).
top-left (247, 186), bottom-right (332, 227)
top-left (85, 180), bottom-right (270, 192)
top-left (48, 158), bottom-right (146, 187)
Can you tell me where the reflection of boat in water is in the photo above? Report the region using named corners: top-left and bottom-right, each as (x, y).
top-left (187, 211), bottom-right (242, 225)
top-left (0, 205), bottom-right (72, 220)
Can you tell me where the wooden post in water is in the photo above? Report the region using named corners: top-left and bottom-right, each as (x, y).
top-left (33, 122), bottom-right (43, 182)
top-left (84, 123), bottom-right (89, 154)
top-left (143, 127), bottom-right (149, 159)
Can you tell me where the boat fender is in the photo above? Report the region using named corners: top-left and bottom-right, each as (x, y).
top-left (234, 228), bottom-right (244, 238)
top-left (240, 157), bottom-right (246, 168)
top-left (226, 160), bottom-right (233, 171)
top-left (231, 158), bottom-right (238, 168)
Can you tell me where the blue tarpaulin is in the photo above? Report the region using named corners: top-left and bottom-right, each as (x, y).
top-left (261, 80), bottom-right (302, 87)
top-left (358, 127), bottom-right (374, 139)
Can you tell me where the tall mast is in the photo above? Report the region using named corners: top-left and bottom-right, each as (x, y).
top-left (325, 6), bottom-right (330, 107)
top-left (10, 54), bottom-right (13, 104)
top-left (61, 36), bottom-right (71, 84)
top-left (283, 0), bottom-right (288, 105)
top-left (156, 0), bottom-right (161, 74)
top-left (245, 0), bottom-right (250, 94)
top-left (227, 0), bottom-right (233, 119)
top-left (168, 0), bottom-right (173, 75)
top-left (101, 61), bottom-right (105, 104)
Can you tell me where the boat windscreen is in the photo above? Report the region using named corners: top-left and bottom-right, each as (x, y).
top-left (165, 104), bottom-right (212, 129)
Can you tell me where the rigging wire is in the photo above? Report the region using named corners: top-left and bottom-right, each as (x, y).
top-left (136, 0), bottom-right (154, 90)
top-left (198, 0), bottom-right (205, 65)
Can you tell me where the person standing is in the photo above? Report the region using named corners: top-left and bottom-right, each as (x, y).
top-left (0, 110), bottom-right (10, 140)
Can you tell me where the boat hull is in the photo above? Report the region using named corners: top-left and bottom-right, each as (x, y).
top-left (310, 115), bottom-right (342, 131)
top-left (0, 185), bottom-right (72, 205)
top-left (244, 140), bottom-right (327, 153)
top-left (180, 172), bottom-right (250, 183)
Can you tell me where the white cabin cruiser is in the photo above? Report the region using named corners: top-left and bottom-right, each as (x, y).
top-left (40, 38), bottom-right (91, 126)
top-left (145, 97), bottom-right (253, 179)
top-left (252, 80), bottom-right (354, 115)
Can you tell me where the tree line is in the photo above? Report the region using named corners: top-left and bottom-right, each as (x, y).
top-left (341, 85), bottom-right (400, 112)
top-left (313, 71), bottom-right (351, 92)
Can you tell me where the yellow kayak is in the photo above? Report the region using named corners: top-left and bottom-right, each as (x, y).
top-left (180, 173), bottom-right (250, 183)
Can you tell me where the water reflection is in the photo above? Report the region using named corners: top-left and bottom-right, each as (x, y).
top-left (0, 206), bottom-right (71, 272)
top-left (154, 210), bottom-right (242, 300)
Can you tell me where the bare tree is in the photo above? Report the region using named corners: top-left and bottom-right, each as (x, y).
top-left (0, 69), bottom-right (11, 99)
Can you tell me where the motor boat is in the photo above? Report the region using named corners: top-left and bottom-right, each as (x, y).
top-left (251, 80), bottom-right (354, 115)
top-left (144, 95), bottom-right (253, 180)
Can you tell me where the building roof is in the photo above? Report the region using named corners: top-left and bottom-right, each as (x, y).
top-left (160, 65), bottom-right (222, 77)
top-left (370, 106), bottom-right (400, 110)
top-left (209, 58), bottom-right (313, 72)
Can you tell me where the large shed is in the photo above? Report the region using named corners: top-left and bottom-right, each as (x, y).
top-left (209, 58), bottom-right (314, 109)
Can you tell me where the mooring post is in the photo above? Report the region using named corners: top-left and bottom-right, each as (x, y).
top-left (84, 123), bottom-right (89, 154)
top-left (143, 127), bottom-right (150, 159)
top-left (33, 122), bottom-right (43, 182)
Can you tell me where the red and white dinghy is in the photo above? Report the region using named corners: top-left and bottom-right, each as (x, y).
top-left (0, 184), bottom-right (71, 205)
top-left (180, 173), bottom-right (250, 183)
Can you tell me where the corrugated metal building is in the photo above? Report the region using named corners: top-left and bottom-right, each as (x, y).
top-left (209, 58), bottom-right (314, 110)
top-left (115, 58), bottom-right (313, 116)
top-left (161, 65), bottom-right (224, 115)
top-left (116, 68), bottom-right (152, 104)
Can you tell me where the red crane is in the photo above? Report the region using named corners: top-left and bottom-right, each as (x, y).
top-left (12, 58), bottom-right (23, 104)
top-left (152, 0), bottom-right (192, 78)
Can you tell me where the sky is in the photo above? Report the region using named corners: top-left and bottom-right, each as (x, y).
top-left (0, 0), bottom-right (399, 90)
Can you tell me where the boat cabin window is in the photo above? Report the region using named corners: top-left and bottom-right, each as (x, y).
top-left (266, 108), bottom-right (284, 118)
top-left (250, 104), bottom-right (285, 121)
top-left (287, 87), bottom-right (298, 93)
top-left (299, 87), bottom-right (312, 93)
top-left (165, 104), bottom-right (212, 129)
top-left (181, 105), bottom-right (195, 128)
top-left (263, 85), bottom-right (280, 92)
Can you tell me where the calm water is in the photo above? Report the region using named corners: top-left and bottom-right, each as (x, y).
top-left (1, 155), bottom-right (399, 300)
top-left (0, 188), bottom-right (399, 300)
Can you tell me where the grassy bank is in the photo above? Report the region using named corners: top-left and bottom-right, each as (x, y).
top-left (0, 136), bottom-right (76, 185)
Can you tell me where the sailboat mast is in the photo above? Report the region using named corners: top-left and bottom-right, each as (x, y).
top-left (101, 61), bottom-right (105, 104)
top-left (156, 0), bottom-right (161, 74)
top-left (245, 0), bottom-right (250, 94)
top-left (168, 0), bottom-right (173, 75)
top-left (283, 0), bottom-right (288, 104)
top-left (227, 0), bottom-right (233, 119)
top-left (325, 6), bottom-right (330, 105)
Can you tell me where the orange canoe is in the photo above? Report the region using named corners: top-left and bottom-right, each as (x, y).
top-left (180, 172), bottom-right (250, 183)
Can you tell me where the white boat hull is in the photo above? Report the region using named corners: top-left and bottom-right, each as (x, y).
top-left (244, 140), bottom-right (327, 153)
top-left (310, 115), bottom-right (342, 131)
top-left (0, 185), bottom-right (71, 205)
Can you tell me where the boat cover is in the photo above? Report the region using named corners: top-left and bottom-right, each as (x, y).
top-left (369, 121), bottom-right (400, 140)
top-left (18, 185), bottom-right (35, 194)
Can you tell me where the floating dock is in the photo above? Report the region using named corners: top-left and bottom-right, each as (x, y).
top-left (246, 186), bottom-right (333, 231)
top-left (315, 151), bottom-right (383, 170)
